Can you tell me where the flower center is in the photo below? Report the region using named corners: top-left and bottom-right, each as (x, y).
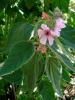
top-left (45, 31), bottom-right (50, 36)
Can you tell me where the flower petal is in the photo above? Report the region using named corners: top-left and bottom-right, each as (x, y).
top-left (55, 18), bottom-right (66, 30)
top-left (48, 35), bottom-right (54, 46)
top-left (38, 29), bottom-right (45, 38)
top-left (41, 24), bottom-right (50, 31)
top-left (50, 29), bottom-right (60, 37)
top-left (40, 35), bottom-right (47, 45)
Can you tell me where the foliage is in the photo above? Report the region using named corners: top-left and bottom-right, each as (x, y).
top-left (0, 0), bottom-right (75, 100)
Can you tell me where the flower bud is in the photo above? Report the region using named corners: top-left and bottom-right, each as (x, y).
top-left (54, 7), bottom-right (62, 18)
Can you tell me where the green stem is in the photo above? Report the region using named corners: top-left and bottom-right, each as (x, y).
top-left (45, 52), bottom-right (49, 72)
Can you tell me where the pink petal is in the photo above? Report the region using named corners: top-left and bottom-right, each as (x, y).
top-left (54, 29), bottom-right (60, 37)
top-left (50, 29), bottom-right (60, 37)
top-left (38, 29), bottom-right (45, 38)
top-left (41, 24), bottom-right (50, 31)
top-left (47, 35), bottom-right (54, 46)
top-left (40, 35), bottom-right (47, 45)
top-left (55, 18), bottom-right (66, 30)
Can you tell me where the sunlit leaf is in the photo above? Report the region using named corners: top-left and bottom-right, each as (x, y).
top-left (8, 22), bottom-right (33, 48)
top-left (60, 26), bottom-right (75, 49)
top-left (0, 41), bottom-right (34, 76)
top-left (46, 56), bottom-right (62, 96)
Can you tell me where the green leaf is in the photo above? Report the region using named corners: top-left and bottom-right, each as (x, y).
top-left (18, 93), bottom-right (35, 100)
top-left (3, 69), bottom-right (23, 85)
top-left (8, 22), bottom-right (33, 48)
top-left (67, 11), bottom-right (75, 27)
top-left (51, 43), bottom-right (75, 72)
top-left (62, 69), bottom-right (71, 82)
top-left (0, 0), bottom-right (7, 10)
top-left (60, 26), bottom-right (75, 49)
top-left (0, 41), bottom-right (34, 76)
top-left (24, 0), bottom-right (35, 9)
top-left (22, 52), bottom-right (45, 92)
top-left (38, 76), bottom-right (55, 100)
top-left (0, 79), bottom-right (7, 95)
top-left (0, 0), bottom-right (16, 10)
top-left (46, 56), bottom-right (62, 96)
top-left (52, 0), bottom-right (70, 12)
top-left (44, 0), bottom-right (51, 12)
top-left (33, 52), bottom-right (45, 81)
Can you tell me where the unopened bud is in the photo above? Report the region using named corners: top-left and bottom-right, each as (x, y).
top-left (54, 7), bottom-right (62, 18)
top-left (42, 12), bottom-right (50, 21)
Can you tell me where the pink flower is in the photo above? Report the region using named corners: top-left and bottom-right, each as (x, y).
top-left (38, 24), bottom-right (54, 46)
top-left (50, 18), bottom-right (66, 37)
top-left (55, 18), bottom-right (66, 31)
top-left (38, 18), bottom-right (66, 46)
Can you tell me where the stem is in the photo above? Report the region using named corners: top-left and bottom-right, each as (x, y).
top-left (12, 84), bottom-right (16, 100)
top-left (45, 52), bottom-right (49, 72)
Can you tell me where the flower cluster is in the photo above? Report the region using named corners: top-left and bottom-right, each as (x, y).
top-left (38, 14), bottom-right (66, 46)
